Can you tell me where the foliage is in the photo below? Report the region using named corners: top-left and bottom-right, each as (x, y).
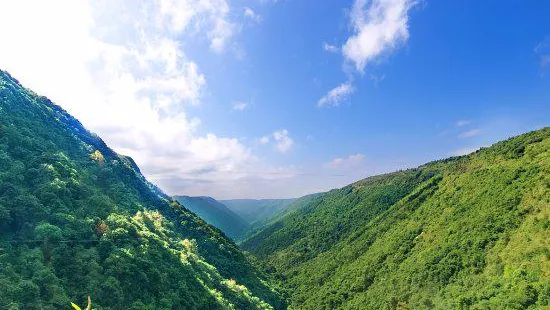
top-left (221, 198), bottom-right (298, 225)
top-left (0, 70), bottom-right (286, 309)
top-left (231, 194), bottom-right (324, 242)
top-left (174, 196), bottom-right (249, 240)
top-left (71, 296), bottom-right (91, 310)
top-left (242, 128), bottom-right (550, 309)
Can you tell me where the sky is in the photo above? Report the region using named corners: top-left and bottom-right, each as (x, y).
top-left (0, 0), bottom-right (549, 199)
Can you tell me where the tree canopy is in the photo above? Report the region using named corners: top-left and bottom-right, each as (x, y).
top-left (0, 70), bottom-right (285, 309)
top-left (242, 127), bottom-right (550, 309)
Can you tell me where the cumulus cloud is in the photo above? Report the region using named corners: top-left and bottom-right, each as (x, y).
top-left (273, 129), bottom-right (294, 153)
top-left (316, 0), bottom-right (418, 107)
top-left (342, 0), bottom-right (417, 72)
top-left (325, 153), bottom-right (365, 169)
top-left (258, 130), bottom-right (293, 153)
top-left (0, 0), bottom-right (295, 198)
top-left (323, 42), bottom-right (339, 53)
top-left (318, 82), bottom-right (355, 107)
top-left (259, 136), bottom-right (270, 144)
top-left (458, 129), bottom-right (481, 139)
top-left (158, 0), bottom-right (236, 52)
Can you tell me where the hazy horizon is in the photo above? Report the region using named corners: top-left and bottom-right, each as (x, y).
top-left (1, 0), bottom-right (549, 198)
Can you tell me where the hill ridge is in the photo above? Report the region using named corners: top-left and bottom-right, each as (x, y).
top-left (174, 195), bottom-right (249, 240)
top-left (0, 69), bottom-right (285, 309)
top-left (242, 127), bottom-right (550, 309)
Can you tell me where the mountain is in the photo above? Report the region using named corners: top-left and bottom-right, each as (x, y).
top-left (242, 128), bottom-right (550, 309)
top-left (235, 194), bottom-right (325, 242)
top-left (174, 196), bottom-right (248, 240)
top-left (221, 199), bottom-right (297, 225)
top-left (0, 70), bottom-right (285, 309)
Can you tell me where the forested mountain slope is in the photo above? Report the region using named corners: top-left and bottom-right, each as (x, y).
top-left (174, 196), bottom-right (248, 240)
top-left (242, 128), bottom-right (550, 309)
top-left (0, 70), bottom-right (285, 309)
top-left (221, 199), bottom-right (297, 225)
top-left (236, 194), bottom-right (324, 243)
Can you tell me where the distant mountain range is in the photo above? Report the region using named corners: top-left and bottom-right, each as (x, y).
top-left (221, 199), bottom-right (297, 224)
top-left (172, 197), bottom-right (306, 241)
top-left (3, 68), bottom-right (548, 310)
top-left (174, 195), bottom-right (329, 242)
top-left (174, 196), bottom-right (249, 240)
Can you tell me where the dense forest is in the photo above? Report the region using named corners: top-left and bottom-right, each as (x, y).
top-left (0, 70), bottom-right (286, 309)
top-left (221, 199), bottom-right (298, 225)
top-left (173, 196), bottom-right (323, 242)
top-left (234, 194), bottom-right (325, 243)
top-left (1, 68), bottom-right (549, 310)
top-left (242, 128), bottom-right (550, 309)
top-left (174, 196), bottom-right (249, 240)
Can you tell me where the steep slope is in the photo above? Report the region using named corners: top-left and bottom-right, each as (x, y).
top-left (221, 199), bottom-right (297, 225)
top-left (174, 196), bottom-right (249, 240)
top-left (0, 70), bottom-right (285, 309)
top-left (242, 128), bottom-right (550, 309)
top-left (238, 194), bottom-right (325, 242)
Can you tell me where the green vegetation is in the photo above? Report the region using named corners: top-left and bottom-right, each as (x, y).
top-left (236, 194), bottom-right (324, 243)
top-left (1, 68), bottom-right (549, 309)
top-left (174, 196), bottom-right (249, 240)
top-left (221, 199), bottom-right (298, 225)
top-left (71, 296), bottom-right (91, 310)
top-left (242, 128), bottom-right (550, 309)
top-left (0, 70), bottom-right (285, 309)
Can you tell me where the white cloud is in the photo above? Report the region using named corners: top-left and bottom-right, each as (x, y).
top-left (325, 153), bottom-right (365, 169)
top-left (209, 19), bottom-right (235, 53)
top-left (323, 42), bottom-right (339, 53)
top-left (318, 82), bottom-right (355, 107)
top-left (232, 101), bottom-right (249, 111)
top-left (0, 0), bottom-right (296, 198)
top-left (456, 120), bottom-right (472, 127)
top-left (342, 0), bottom-right (417, 72)
top-left (259, 136), bottom-right (270, 144)
top-left (244, 7), bottom-right (262, 24)
top-left (273, 129), bottom-right (294, 153)
top-left (458, 129), bottom-right (481, 139)
top-left (159, 0), bottom-right (236, 52)
top-left (318, 0), bottom-right (419, 107)
top-left (0, 0), bottom-right (418, 199)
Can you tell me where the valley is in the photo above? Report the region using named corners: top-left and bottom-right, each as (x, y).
top-left (1, 0), bottom-right (549, 309)
top-left (0, 70), bottom-right (286, 309)
top-left (240, 128), bottom-right (550, 309)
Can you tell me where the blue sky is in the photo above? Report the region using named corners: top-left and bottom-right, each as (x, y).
top-left (0, 0), bottom-right (549, 198)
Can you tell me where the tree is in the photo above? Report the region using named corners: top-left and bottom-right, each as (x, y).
top-left (34, 223), bottom-right (62, 263)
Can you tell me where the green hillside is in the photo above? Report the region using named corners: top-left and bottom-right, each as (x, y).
top-left (236, 194), bottom-right (325, 243)
top-left (174, 196), bottom-right (249, 240)
top-left (242, 128), bottom-right (550, 309)
top-left (221, 199), bottom-right (297, 225)
top-left (0, 70), bottom-right (285, 309)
